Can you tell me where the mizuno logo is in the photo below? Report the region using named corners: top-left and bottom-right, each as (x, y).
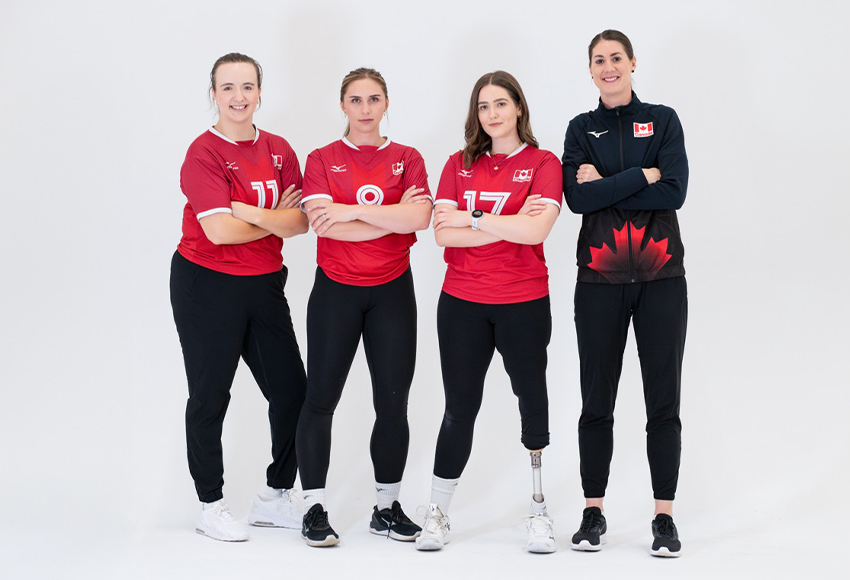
top-left (587, 130), bottom-right (608, 138)
top-left (226, 161), bottom-right (239, 170)
top-left (331, 164), bottom-right (347, 173)
top-left (458, 169), bottom-right (473, 177)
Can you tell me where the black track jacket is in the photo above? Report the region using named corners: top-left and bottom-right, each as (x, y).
top-left (562, 93), bottom-right (688, 284)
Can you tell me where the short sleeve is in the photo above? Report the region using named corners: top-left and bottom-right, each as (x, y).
top-left (402, 148), bottom-right (432, 201)
top-left (434, 154), bottom-right (460, 207)
top-left (530, 152), bottom-right (563, 208)
top-left (301, 149), bottom-right (333, 205)
top-left (180, 146), bottom-right (233, 219)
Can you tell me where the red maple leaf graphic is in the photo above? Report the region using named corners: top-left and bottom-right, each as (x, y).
top-left (588, 221), bottom-right (671, 282)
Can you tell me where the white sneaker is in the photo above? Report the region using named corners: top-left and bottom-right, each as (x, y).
top-left (196, 499), bottom-right (249, 542)
top-left (415, 504), bottom-right (450, 551)
top-left (248, 488), bottom-right (304, 528)
top-left (526, 513), bottom-right (556, 553)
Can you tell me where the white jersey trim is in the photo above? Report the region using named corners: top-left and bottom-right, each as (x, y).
top-left (434, 199), bottom-right (458, 207)
top-left (300, 193), bottom-right (333, 210)
top-left (485, 142), bottom-right (528, 160)
top-left (197, 207), bottom-right (232, 220)
top-left (342, 136), bottom-right (392, 151)
top-left (208, 125), bottom-right (260, 145)
top-left (541, 198), bottom-right (562, 209)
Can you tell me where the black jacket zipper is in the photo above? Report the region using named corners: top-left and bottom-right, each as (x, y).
top-left (616, 110), bottom-right (636, 283)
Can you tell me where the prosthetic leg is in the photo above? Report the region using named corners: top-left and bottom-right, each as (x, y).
top-left (531, 450), bottom-right (544, 503)
top-left (525, 450), bottom-right (555, 553)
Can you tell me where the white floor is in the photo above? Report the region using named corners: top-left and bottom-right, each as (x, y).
top-left (5, 499), bottom-right (841, 579)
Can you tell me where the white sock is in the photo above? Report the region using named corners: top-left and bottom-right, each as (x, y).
top-left (530, 498), bottom-right (548, 515)
top-left (429, 475), bottom-right (459, 514)
top-left (258, 485), bottom-right (281, 501)
top-left (376, 481), bottom-right (401, 511)
top-left (303, 488), bottom-right (326, 510)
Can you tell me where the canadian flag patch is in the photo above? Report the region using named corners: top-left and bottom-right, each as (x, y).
top-left (513, 168), bottom-right (533, 182)
top-left (392, 161), bottom-right (404, 175)
top-left (271, 154), bottom-right (283, 169)
top-left (633, 122), bottom-right (654, 138)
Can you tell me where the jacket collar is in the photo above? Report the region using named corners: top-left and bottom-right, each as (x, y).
top-left (596, 92), bottom-right (641, 117)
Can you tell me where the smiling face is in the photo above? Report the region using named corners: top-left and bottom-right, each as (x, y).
top-left (590, 39), bottom-right (636, 108)
top-left (212, 62), bottom-right (261, 129)
top-left (340, 78), bottom-right (388, 143)
top-left (476, 84), bottom-right (521, 144)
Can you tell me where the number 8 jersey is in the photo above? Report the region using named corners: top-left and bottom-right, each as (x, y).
top-left (301, 138), bottom-right (431, 286)
top-left (435, 144), bottom-right (563, 304)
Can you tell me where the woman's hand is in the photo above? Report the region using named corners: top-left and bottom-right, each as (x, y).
top-left (576, 163), bottom-right (602, 184)
top-left (400, 185), bottom-right (429, 204)
top-left (306, 201), bottom-right (359, 236)
top-left (231, 201), bottom-right (257, 223)
top-left (433, 205), bottom-right (471, 231)
top-left (642, 167), bottom-right (662, 184)
top-left (276, 184), bottom-right (302, 209)
top-left (518, 194), bottom-right (548, 217)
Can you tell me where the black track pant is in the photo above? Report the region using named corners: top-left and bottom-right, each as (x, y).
top-left (170, 252), bottom-right (307, 503)
top-left (433, 292), bottom-right (551, 480)
top-left (296, 267), bottom-right (417, 489)
top-left (575, 276), bottom-right (687, 501)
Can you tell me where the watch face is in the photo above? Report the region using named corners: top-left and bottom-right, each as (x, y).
top-left (472, 210), bottom-right (484, 218)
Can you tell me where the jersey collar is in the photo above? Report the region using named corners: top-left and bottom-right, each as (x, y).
top-left (486, 142), bottom-right (528, 160)
top-left (208, 125), bottom-right (260, 145)
top-left (342, 136), bottom-right (392, 151)
top-left (596, 92), bottom-right (642, 117)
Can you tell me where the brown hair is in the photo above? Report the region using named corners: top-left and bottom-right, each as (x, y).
top-left (340, 67), bottom-right (388, 137)
top-left (462, 71), bottom-right (538, 169)
top-left (209, 53), bottom-right (263, 107)
top-left (588, 29), bottom-right (634, 64)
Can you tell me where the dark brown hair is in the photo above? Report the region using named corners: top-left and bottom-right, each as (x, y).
top-left (209, 53), bottom-right (263, 107)
top-left (463, 71), bottom-right (538, 169)
top-left (588, 29), bottom-right (634, 64)
top-left (340, 67), bottom-right (388, 137)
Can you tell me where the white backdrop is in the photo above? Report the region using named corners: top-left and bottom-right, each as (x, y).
top-left (2, 1), bottom-right (848, 578)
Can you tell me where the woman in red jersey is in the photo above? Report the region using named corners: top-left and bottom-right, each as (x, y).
top-left (170, 53), bottom-right (308, 542)
top-left (295, 67), bottom-right (432, 547)
top-left (415, 71), bottom-right (562, 554)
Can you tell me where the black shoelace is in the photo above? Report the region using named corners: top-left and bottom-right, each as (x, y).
top-left (655, 517), bottom-right (675, 538)
top-left (307, 508), bottom-right (330, 530)
top-left (579, 512), bottom-right (603, 533)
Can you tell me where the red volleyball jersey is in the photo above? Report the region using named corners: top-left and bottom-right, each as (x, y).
top-left (435, 144), bottom-right (563, 304)
top-left (177, 128), bottom-right (303, 275)
top-left (302, 138), bottom-right (431, 286)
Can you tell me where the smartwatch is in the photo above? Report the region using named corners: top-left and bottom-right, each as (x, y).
top-left (471, 209), bottom-right (484, 231)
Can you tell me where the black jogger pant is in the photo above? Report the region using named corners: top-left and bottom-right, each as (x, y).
top-left (170, 251), bottom-right (307, 503)
top-left (433, 292), bottom-right (551, 480)
top-left (575, 276), bottom-right (687, 501)
top-left (296, 267), bottom-right (417, 489)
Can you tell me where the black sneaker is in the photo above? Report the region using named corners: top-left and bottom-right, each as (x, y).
top-left (301, 503), bottom-right (339, 547)
top-left (651, 513), bottom-right (681, 557)
top-left (369, 500), bottom-right (422, 541)
top-left (570, 506), bottom-right (607, 551)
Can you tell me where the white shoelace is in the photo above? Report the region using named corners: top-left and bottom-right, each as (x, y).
top-left (526, 513), bottom-right (554, 537)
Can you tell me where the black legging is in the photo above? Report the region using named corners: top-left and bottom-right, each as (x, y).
top-left (433, 292), bottom-right (551, 480)
top-left (575, 276), bottom-right (687, 501)
top-left (170, 251), bottom-right (307, 503)
top-left (296, 267), bottom-right (417, 489)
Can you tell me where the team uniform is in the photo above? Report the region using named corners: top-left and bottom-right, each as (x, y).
top-left (431, 144), bottom-right (562, 480)
top-left (295, 138), bottom-right (430, 528)
top-left (170, 127), bottom-right (307, 504)
top-left (562, 92), bottom-right (688, 506)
